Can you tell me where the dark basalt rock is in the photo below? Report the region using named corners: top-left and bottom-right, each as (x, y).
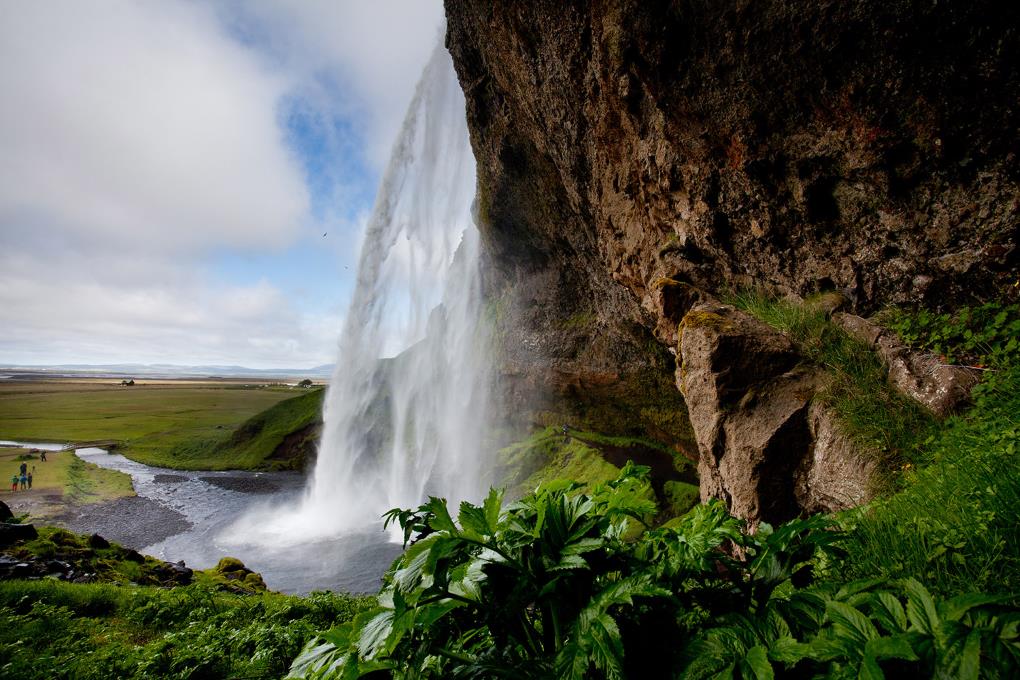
top-left (0, 523), bottom-right (38, 546)
top-left (88, 533), bottom-right (110, 549)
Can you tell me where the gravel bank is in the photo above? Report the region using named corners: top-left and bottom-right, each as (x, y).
top-left (54, 496), bottom-right (192, 549)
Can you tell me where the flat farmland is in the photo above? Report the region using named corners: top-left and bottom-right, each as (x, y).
top-left (0, 380), bottom-right (305, 469)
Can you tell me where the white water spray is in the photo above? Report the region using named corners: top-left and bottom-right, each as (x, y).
top-left (233, 37), bottom-right (490, 544)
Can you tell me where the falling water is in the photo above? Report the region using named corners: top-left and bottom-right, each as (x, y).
top-left (232, 36), bottom-right (490, 545)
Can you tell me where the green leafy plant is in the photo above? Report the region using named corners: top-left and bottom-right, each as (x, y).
top-left (285, 468), bottom-right (860, 680)
top-left (881, 302), bottom-right (1020, 367)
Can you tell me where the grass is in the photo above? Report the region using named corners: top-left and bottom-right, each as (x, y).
top-left (497, 427), bottom-right (622, 499)
top-left (725, 290), bottom-right (936, 480)
top-left (837, 363), bottom-right (1020, 596)
top-left (126, 387), bottom-right (325, 470)
top-left (1, 447), bottom-right (133, 520)
top-left (0, 578), bottom-right (372, 680)
top-left (0, 381), bottom-right (322, 470)
top-left (496, 426), bottom-right (700, 527)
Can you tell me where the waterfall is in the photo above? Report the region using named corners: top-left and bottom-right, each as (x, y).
top-left (234, 35), bottom-right (490, 543)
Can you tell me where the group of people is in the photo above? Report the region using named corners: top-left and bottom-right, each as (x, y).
top-left (9, 460), bottom-right (37, 492)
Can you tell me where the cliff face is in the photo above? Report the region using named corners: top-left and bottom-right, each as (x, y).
top-left (445, 1), bottom-right (1019, 450)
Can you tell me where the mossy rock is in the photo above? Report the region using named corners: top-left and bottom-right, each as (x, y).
top-left (681, 309), bottom-right (735, 333)
top-left (215, 556), bottom-right (247, 573)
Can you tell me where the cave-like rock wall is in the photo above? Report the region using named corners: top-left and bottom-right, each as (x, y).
top-left (445, 0), bottom-right (1019, 449)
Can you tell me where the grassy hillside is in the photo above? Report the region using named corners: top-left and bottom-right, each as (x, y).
top-left (136, 387), bottom-right (325, 470)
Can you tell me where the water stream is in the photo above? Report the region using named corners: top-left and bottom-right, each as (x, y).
top-left (2, 441), bottom-right (400, 593)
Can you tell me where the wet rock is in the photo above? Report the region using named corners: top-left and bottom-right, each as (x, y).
top-left (45, 559), bottom-right (71, 574)
top-left (444, 0), bottom-right (1018, 455)
top-left (679, 304), bottom-right (875, 526)
top-left (834, 313), bottom-right (979, 416)
top-left (11, 562), bottom-right (33, 579)
top-left (0, 522), bottom-right (37, 546)
top-left (88, 533), bottom-right (110, 549)
top-left (153, 559), bottom-right (193, 586)
top-left (122, 549), bottom-right (145, 564)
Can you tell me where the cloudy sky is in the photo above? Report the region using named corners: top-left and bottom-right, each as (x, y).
top-left (0, 0), bottom-right (446, 368)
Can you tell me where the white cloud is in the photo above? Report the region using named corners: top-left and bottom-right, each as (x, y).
top-left (0, 1), bottom-right (445, 368)
top-left (0, 249), bottom-right (341, 368)
top-left (0, 0), bottom-right (309, 254)
top-left (230, 0), bottom-right (445, 170)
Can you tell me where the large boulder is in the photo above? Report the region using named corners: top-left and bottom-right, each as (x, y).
top-left (679, 303), bottom-right (875, 526)
top-left (0, 500), bottom-right (12, 523)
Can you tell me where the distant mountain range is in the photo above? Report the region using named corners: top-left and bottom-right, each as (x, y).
top-left (0, 363), bottom-right (335, 379)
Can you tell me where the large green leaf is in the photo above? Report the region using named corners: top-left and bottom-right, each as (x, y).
top-left (743, 645), bottom-right (774, 680)
top-left (484, 487), bottom-right (504, 532)
top-left (868, 592), bottom-right (907, 634)
top-left (940, 593), bottom-right (1017, 623)
top-left (827, 601), bottom-right (880, 646)
top-left (857, 654), bottom-right (884, 680)
top-left (902, 579), bottom-right (940, 638)
top-left (767, 636), bottom-right (811, 664)
top-left (458, 501), bottom-right (491, 539)
top-left (426, 496), bottom-right (459, 534)
top-left (392, 534), bottom-right (442, 594)
top-left (356, 609), bottom-right (398, 660)
top-left (864, 635), bottom-right (918, 662)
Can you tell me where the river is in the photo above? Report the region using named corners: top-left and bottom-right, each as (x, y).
top-left (1, 441), bottom-right (401, 594)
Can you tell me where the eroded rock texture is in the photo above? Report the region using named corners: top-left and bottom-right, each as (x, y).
top-left (678, 304), bottom-right (876, 525)
top-left (444, 0), bottom-right (1018, 488)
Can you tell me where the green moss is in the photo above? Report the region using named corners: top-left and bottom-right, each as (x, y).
top-left (662, 480), bottom-right (700, 518)
top-left (558, 311), bottom-right (597, 329)
top-left (680, 310), bottom-right (734, 333)
top-left (215, 556), bottom-right (246, 573)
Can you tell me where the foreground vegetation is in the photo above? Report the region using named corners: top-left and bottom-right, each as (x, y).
top-left (0, 579), bottom-right (370, 679)
top-left (0, 381), bottom-right (323, 470)
top-left (285, 298), bottom-right (1019, 678)
top-left (289, 466), bottom-right (1019, 679)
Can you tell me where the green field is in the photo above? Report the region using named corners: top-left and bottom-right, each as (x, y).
top-left (0, 381), bottom-right (323, 471)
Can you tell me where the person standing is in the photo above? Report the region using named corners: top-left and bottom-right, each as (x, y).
top-left (10, 474), bottom-right (17, 492)
top-left (26, 472), bottom-right (33, 490)
top-left (19, 472), bottom-right (27, 490)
